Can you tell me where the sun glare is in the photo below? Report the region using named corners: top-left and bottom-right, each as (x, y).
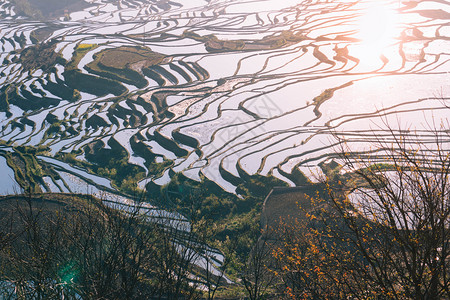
top-left (353, 2), bottom-right (400, 65)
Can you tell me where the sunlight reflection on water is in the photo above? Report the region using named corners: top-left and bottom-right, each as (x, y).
top-left (352, 1), bottom-right (402, 66)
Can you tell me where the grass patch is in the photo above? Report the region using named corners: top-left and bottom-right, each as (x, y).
top-left (85, 46), bottom-right (166, 88)
top-left (59, 139), bottom-right (149, 194)
top-left (65, 43), bottom-right (98, 71)
top-left (93, 46), bottom-right (165, 69)
top-left (2, 146), bottom-right (53, 193)
top-left (153, 171), bottom-right (289, 280)
top-left (183, 30), bottom-right (306, 53)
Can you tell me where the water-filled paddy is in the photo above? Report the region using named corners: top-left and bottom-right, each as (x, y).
top-left (0, 156), bottom-right (17, 195)
top-left (0, 0), bottom-right (448, 196)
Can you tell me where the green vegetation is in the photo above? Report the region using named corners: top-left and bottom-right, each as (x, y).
top-left (3, 41), bottom-right (80, 110)
top-left (1, 145), bottom-right (52, 193)
top-left (59, 139), bottom-right (147, 194)
top-left (63, 70), bottom-right (127, 97)
top-left (64, 44), bottom-right (129, 96)
top-left (155, 172), bottom-right (288, 284)
top-left (4, 83), bottom-right (60, 111)
top-left (85, 46), bottom-right (166, 88)
top-left (65, 43), bottom-right (98, 71)
top-left (19, 40), bottom-right (63, 72)
top-left (93, 46), bottom-right (165, 69)
top-left (41, 113), bottom-right (78, 141)
top-left (0, 85), bottom-right (11, 113)
top-left (4, 130), bottom-right (449, 298)
top-left (183, 30), bottom-right (306, 53)
top-left (2, 137), bottom-right (293, 294)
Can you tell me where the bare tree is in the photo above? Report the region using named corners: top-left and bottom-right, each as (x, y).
top-left (326, 121), bottom-right (450, 298)
top-left (197, 219), bottom-right (231, 300)
top-left (241, 228), bottom-right (276, 300)
top-left (271, 120), bottom-right (450, 298)
top-left (0, 193), bottom-right (214, 299)
top-left (0, 193), bottom-right (79, 299)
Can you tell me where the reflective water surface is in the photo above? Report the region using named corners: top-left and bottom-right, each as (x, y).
top-left (0, 0), bottom-right (449, 193)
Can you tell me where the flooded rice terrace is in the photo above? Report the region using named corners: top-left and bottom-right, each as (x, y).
top-left (0, 0), bottom-right (449, 196)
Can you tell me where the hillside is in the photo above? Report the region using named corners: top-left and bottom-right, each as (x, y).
top-left (0, 193), bottom-right (216, 299)
top-left (11, 0), bottom-right (90, 19)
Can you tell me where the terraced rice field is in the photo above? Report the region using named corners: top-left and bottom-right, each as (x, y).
top-left (0, 0), bottom-right (449, 196)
